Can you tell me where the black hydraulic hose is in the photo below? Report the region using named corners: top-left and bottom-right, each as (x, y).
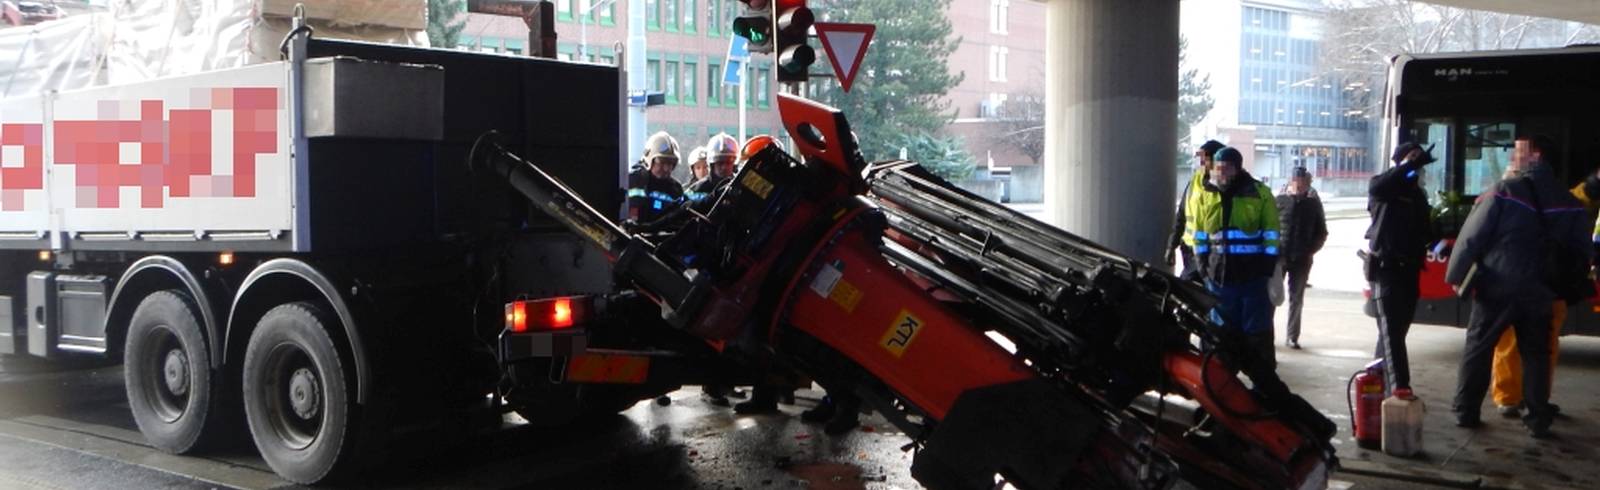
top-left (470, 132), bottom-right (631, 256)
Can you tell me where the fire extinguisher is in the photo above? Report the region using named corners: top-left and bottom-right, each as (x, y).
top-left (1347, 358), bottom-right (1386, 450)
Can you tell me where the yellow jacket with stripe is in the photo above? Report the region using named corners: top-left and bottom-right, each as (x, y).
top-left (1567, 175), bottom-right (1600, 245)
top-left (1182, 170), bottom-right (1282, 286)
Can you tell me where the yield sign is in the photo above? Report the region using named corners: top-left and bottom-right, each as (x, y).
top-left (814, 22), bottom-right (875, 93)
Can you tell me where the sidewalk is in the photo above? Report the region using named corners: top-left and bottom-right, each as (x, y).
top-left (1278, 289), bottom-right (1599, 489)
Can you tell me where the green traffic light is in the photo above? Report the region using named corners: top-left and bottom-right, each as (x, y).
top-left (732, 17), bottom-right (771, 46)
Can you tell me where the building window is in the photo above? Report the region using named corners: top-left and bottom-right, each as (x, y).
top-left (755, 64), bottom-right (770, 109)
top-left (557, 0), bottom-right (573, 22)
top-left (647, 0), bottom-right (660, 30)
top-left (665, 0), bottom-right (679, 32)
top-left (683, 0), bottom-right (697, 33)
top-left (666, 58), bottom-right (681, 104)
top-left (707, 59), bottom-right (723, 107)
top-left (684, 58), bottom-right (699, 106)
top-left (706, 0), bottom-right (721, 35)
top-left (988, 46), bottom-right (1008, 82)
top-left (983, 92), bottom-right (1008, 118)
top-left (989, 0), bottom-right (1009, 35)
top-left (647, 55), bottom-right (662, 92)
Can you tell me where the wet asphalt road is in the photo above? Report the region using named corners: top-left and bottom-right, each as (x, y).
top-left (0, 350), bottom-right (1462, 490)
top-left (0, 355), bottom-right (923, 490)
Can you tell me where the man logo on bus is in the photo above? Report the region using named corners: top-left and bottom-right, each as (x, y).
top-left (1434, 68), bottom-right (1473, 81)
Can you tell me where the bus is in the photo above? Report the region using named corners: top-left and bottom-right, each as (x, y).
top-left (1377, 45), bottom-right (1600, 334)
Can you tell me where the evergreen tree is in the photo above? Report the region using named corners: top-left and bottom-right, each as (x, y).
top-left (428, 0), bottom-right (468, 49)
top-left (814, 0), bottom-right (970, 179)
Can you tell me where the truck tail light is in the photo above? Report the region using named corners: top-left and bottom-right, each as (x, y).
top-left (505, 296), bottom-right (589, 333)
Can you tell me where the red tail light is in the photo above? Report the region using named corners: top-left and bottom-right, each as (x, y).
top-left (505, 296), bottom-right (588, 333)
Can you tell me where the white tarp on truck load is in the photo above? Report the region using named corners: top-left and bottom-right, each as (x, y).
top-left (0, 0), bottom-right (428, 96)
top-left (109, 0), bottom-right (429, 84)
top-left (0, 14), bottom-right (113, 99)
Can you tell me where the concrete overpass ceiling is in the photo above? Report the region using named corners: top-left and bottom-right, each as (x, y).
top-left (1417, 0), bottom-right (1600, 26)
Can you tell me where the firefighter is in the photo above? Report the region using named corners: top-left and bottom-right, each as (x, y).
top-left (686, 146), bottom-right (710, 185)
top-left (626, 131), bottom-right (685, 226)
top-left (1183, 146), bottom-right (1282, 369)
top-left (1446, 135), bottom-right (1589, 438)
top-left (684, 133), bottom-right (740, 213)
top-left (1492, 166), bottom-right (1600, 419)
top-left (1168, 140), bottom-right (1227, 281)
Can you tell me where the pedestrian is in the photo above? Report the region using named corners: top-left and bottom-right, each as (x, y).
top-left (1169, 140), bottom-right (1228, 281)
top-left (684, 133), bottom-right (740, 213)
top-left (1490, 167), bottom-right (1600, 418)
top-left (1275, 166), bottom-right (1327, 349)
top-left (1364, 142), bottom-right (1436, 402)
top-left (625, 131), bottom-right (685, 226)
top-left (1446, 135), bottom-right (1590, 438)
top-left (1182, 146), bottom-right (1281, 369)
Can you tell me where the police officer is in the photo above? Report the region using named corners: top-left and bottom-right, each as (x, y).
top-left (626, 131), bottom-right (685, 225)
top-left (1365, 142), bottom-right (1435, 401)
top-left (684, 133), bottom-right (740, 213)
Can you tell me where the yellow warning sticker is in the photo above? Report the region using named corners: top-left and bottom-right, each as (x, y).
top-left (829, 279), bottom-right (863, 313)
top-left (741, 171), bottom-right (775, 199)
top-left (880, 310), bottom-right (924, 358)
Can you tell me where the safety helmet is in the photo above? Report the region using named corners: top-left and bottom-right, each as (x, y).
top-left (740, 134), bottom-right (786, 161)
top-left (689, 146), bottom-right (709, 164)
top-left (706, 133), bottom-right (739, 161)
top-left (643, 131), bottom-right (681, 168)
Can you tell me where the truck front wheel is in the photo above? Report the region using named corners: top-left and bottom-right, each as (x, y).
top-left (242, 302), bottom-right (358, 484)
top-left (124, 290), bottom-right (224, 453)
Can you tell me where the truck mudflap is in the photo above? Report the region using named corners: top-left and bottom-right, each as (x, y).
top-left (478, 93), bottom-right (1338, 489)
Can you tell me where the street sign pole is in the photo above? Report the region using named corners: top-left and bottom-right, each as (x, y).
top-left (724, 35), bottom-right (753, 144)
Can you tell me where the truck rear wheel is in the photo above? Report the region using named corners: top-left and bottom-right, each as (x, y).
top-left (124, 290), bottom-right (225, 454)
top-left (242, 302), bottom-right (358, 484)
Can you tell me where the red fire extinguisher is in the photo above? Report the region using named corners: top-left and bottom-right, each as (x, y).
top-left (1347, 359), bottom-right (1386, 449)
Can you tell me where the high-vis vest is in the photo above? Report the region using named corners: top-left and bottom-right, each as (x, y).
top-left (1183, 171), bottom-right (1281, 285)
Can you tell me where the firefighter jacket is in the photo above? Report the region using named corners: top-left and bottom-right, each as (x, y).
top-left (683, 174), bottom-right (732, 214)
top-left (627, 168), bottom-right (684, 223)
top-left (1183, 170), bottom-right (1281, 286)
top-left (1365, 159), bottom-right (1434, 273)
top-left (1275, 188), bottom-right (1328, 262)
top-left (1446, 162), bottom-right (1593, 302)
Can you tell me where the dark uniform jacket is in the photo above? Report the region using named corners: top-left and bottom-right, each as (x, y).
top-left (1365, 159), bottom-right (1434, 273)
top-left (1447, 162), bottom-right (1593, 302)
top-left (626, 168), bottom-right (684, 223)
top-left (683, 174), bottom-right (732, 214)
top-left (1276, 189), bottom-right (1328, 262)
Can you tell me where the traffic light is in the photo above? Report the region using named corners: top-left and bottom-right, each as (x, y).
top-left (732, 0), bottom-right (773, 54)
top-left (774, 0), bottom-right (814, 83)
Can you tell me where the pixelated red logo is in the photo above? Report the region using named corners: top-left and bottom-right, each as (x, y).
top-left (52, 87), bottom-right (279, 209)
top-left (0, 122), bottom-right (44, 211)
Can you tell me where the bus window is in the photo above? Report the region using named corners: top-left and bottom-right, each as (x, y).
top-left (1412, 119), bottom-right (1451, 205)
top-left (1463, 121), bottom-right (1516, 197)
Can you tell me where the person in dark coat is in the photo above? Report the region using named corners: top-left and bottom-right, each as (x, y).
top-left (1168, 140), bottom-right (1228, 281)
top-left (1446, 135), bottom-right (1591, 438)
top-left (1275, 167), bottom-right (1327, 349)
top-left (1365, 142), bottom-right (1436, 400)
